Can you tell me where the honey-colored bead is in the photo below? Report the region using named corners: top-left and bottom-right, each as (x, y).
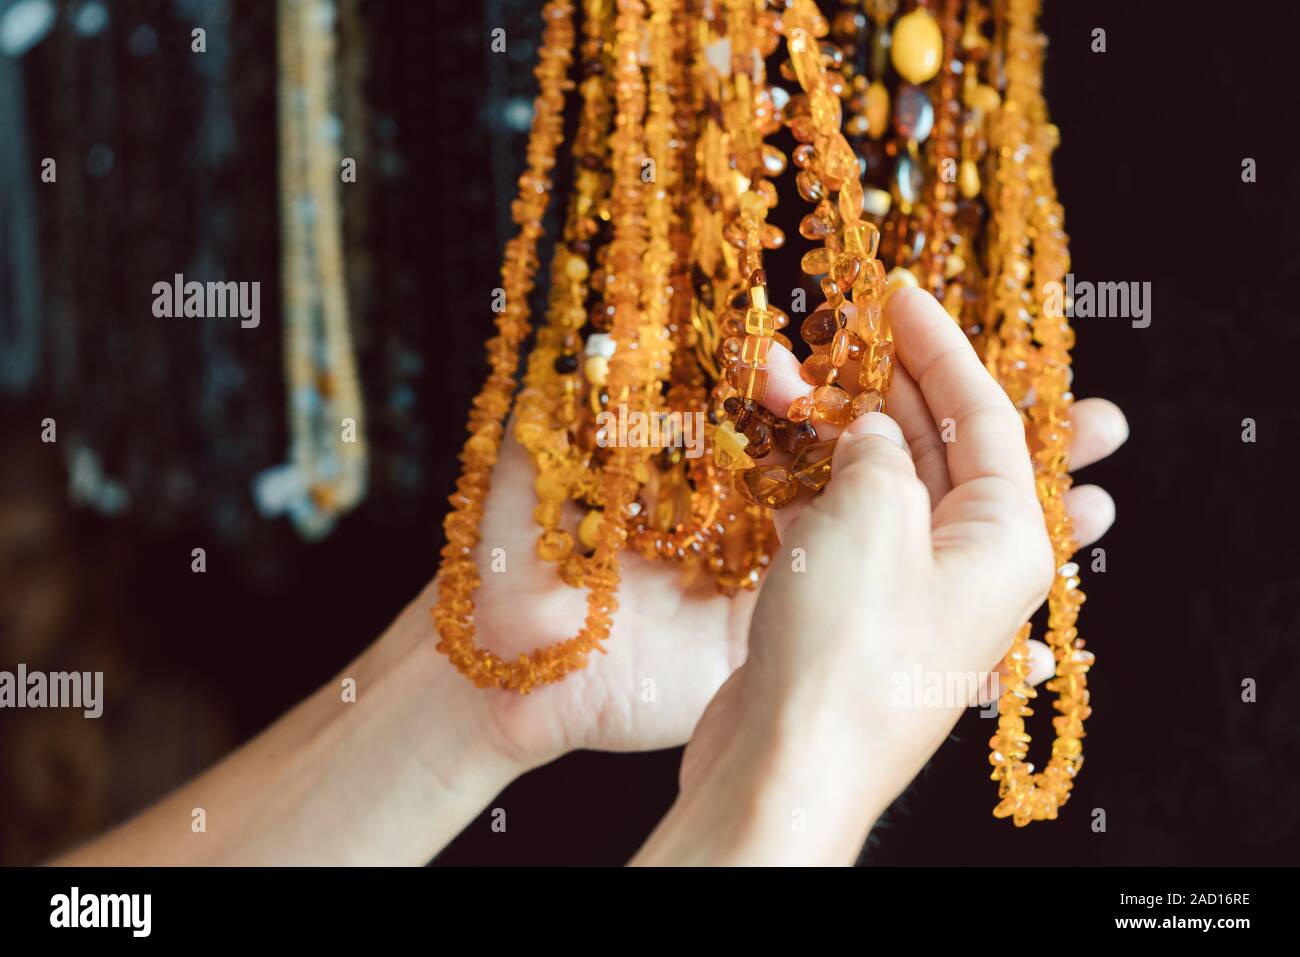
top-left (535, 469), bottom-right (569, 503)
top-left (745, 307), bottom-right (775, 336)
top-left (890, 8), bottom-right (943, 85)
top-left (537, 528), bottom-right (574, 562)
top-left (740, 335), bottom-right (773, 364)
top-left (714, 421), bottom-right (753, 471)
top-left (577, 509), bottom-right (604, 549)
top-left (958, 159), bottom-right (981, 199)
top-left (565, 256), bottom-right (589, 281)
top-left (791, 440), bottom-right (835, 492)
top-left (812, 385), bottom-right (852, 425)
top-left (740, 465), bottom-right (799, 509)
top-left (820, 276), bottom-right (845, 308)
top-left (736, 363), bottom-right (769, 400)
top-left (584, 355), bottom-right (609, 386)
top-left (830, 329), bottom-right (851, 367)
top-left (800, 354), bottom-right (836, 386)
top-left (800, 247), bottom-right (833, 276)
top-left (865, 80), bottom-right (890, 139)
top-left (851, 388), bottom-right (885, 418)
top-left (787, 394), bottom-right (815, 422)
top-left (801, 308), bottom-right (842, 345)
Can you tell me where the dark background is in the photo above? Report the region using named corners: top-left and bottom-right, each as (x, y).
top-left (0, 0), bottom-right (1296, 865)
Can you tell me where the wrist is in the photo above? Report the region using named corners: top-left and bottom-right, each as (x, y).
top-left (635, 668), bottom-right (890, 866)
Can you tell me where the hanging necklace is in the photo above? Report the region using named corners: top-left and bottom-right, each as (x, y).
top-left (260, 0), bottom-right (367, 539)
top-left (433, 0), bottom-right (1091, 826)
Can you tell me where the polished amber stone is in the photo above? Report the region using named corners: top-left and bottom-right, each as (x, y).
top-left (830, 329), bottom-right (851, 367)
top-left (801, 308), bottom-right (842, 345)
top-left (577, 509), bottom-right (604, 549)
top-left (714, 420), bottom-right (752, 471)
top-left (742, 418), bottom-right (774, 458)
top-left (800, 353), bottom-right (836, 386)
top-left (787, 394), bottom-right (816, 422)
top-left (740, 334), bottom-right (773, 364)
top-left (851, 388), bottom-right (885, 418)
top-left (813, 384), bottom-right (852, 425)
top-left (891, 8), bottom-right (943, 85)
top-left (723, 395), bottom-right (758, 431)
top-left (789, 439), bottom-right (835, 489)
top-left (745, 307), bottom-right (775, 336)
top-left (740, 465), bottom-right (799, 508)
top-left (537, 528), bottom-right (574, 562)
top-left (776, 419), bottom-right (818, 455)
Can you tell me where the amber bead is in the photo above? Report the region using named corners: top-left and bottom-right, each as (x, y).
top-left (891, 8), bottom-right (944, 85)
top-left (735, 363), bottom-right (769, 400)
top-left (742, 418), bottom-right (774, 458)
top-left (820, 276), bottom-right (845, 308)
top-left (830, 329), bottom-right (851, 367)
top-left (741, 465), bottom-right (799, 509)
top-left (801, 308), bottom-right (841, 345)
top-left (537, 529), bottom-right (575, 562)
top-left (833, 255), bottom-right (863, 290)
top-left (800, 247), bottom-right (833, 276)
top-left (777, 419), bottom-right (818, 455)
top-left (787, 394), bottom-right (816, 422)
top-left (851, 388), bottom-right (885, 418)
top-left (745, 307), bottom-right (775, 337)
top-left (800, 354), bottom-right (836, 386)
top-left (577, 509), bottom-right (604, 549)
top-left (714, 421), bottom-right (753, 471)
top-left (791, 441), bottom-right (835, 492)
top-left (740, 334), bottom-right (773, 364)
top-left (795, 169), bottom-right (825, 203)
top-left (813, 384), bottom-right (852, 425)
top-left (724, 395), bottom-right (759, 431)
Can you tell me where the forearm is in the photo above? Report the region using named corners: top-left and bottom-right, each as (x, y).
top-left (53, 586), bottom-right (523, 866)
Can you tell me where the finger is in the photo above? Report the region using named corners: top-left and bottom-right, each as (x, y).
top-left (1069, 398), bottom-right (1129, 471)
top-left (888, 287), bottom-right (1035, 495)
top-left (754, 340), bottom-right (809, 420)
top-left (978, 639), bottom-right (1055, 706)
top-left (887, 362), bottom-right (952, 506)
top-left (1064, 483), bottom-right (1115, 548)
top-left (819, 412), bottom-right (931, 536)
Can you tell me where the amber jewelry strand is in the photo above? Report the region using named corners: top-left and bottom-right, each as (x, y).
top-left (515, 0), bottom-right (614, 577)
top-left (434, 0), bottom-right (1096, 825)
top-left (274, 0), bottom-right (367, 538)
top-left (986, 0), bottom-right (1092, 826)
top-left (432, 0), bottom-right (577, 690)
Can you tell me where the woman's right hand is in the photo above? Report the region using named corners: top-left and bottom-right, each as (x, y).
top-left (635, 288), bottom-right (1126, 865)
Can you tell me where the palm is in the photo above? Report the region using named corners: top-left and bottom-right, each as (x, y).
top-left (468, 426), bottom-right (755, 763)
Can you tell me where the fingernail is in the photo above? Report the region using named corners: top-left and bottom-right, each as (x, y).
top-left (841, 411), bottom-right (906, 448)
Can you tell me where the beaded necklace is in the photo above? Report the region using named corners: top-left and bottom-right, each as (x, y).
top-left (433, 0), bottom-right (1090, 824)
top-left (266, 0), bottom-right (367, 539)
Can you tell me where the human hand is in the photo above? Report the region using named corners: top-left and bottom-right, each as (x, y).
top-left (447, 288), bottom-right (1125, 789)
top-left (634, 288), bottom-right (1126, 864)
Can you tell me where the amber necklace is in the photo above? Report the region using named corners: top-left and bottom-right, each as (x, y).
top-left (432, 0), bottom-right (1091, 825)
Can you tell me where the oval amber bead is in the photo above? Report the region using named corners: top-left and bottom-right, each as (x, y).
top-left (787, 394), bottom-right (816, 422)
top-left (801, 308), bottom-right (841, 345)
top-left (741, 465), bottom-right (799, 509)
top-left (813, 385), bottom-right (852, 425)
top-left (800, 354), bottom-right (836, 386)
top-left (890, 8), bottom-right (943, 85)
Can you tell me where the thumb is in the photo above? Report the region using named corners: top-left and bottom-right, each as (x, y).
top-left (820, 412), bottom-right (931, 532)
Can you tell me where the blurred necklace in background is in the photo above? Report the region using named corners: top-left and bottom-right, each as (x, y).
top-left (256, 0), bottom-right (367, 539)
